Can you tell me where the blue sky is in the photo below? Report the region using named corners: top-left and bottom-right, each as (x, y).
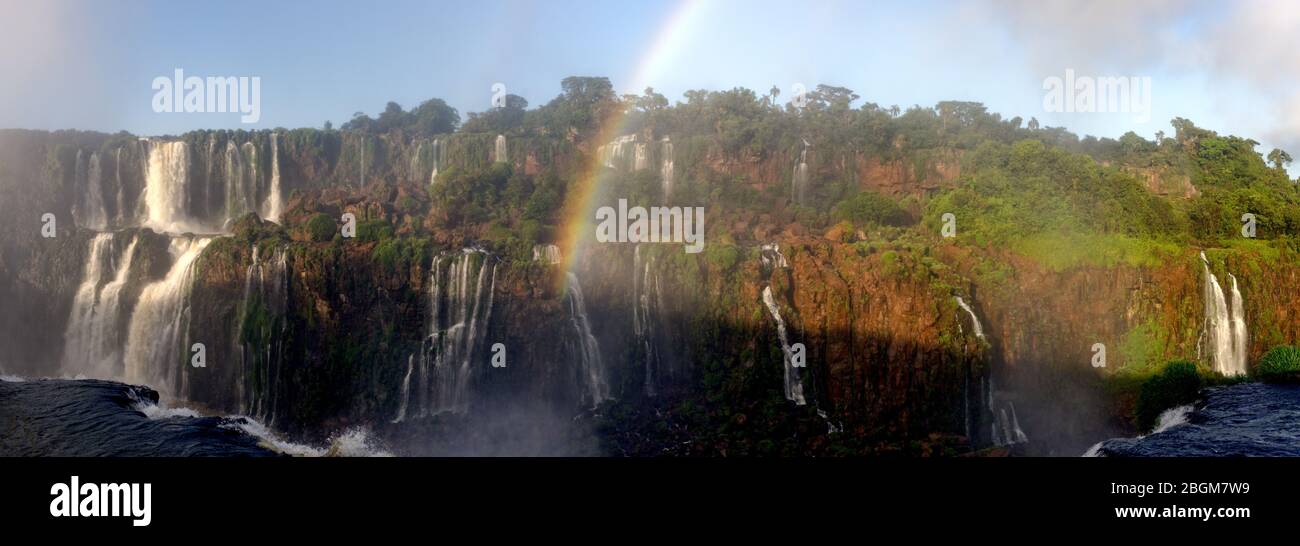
top-left (2, 0), bottom-right (1297, 172)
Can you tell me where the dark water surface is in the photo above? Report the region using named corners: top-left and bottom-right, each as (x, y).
top-left (1093, 382), bottom-right (1300, 457)
top-left (0, 377), bottom-right (279, 456)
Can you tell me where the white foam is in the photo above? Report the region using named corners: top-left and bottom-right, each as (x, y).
top-left (225, 418), bottom-right (393, 457)
top-left (1152, 404), bottom-right (1194, 434)
top-left (1081, 404), bottom-right (1194, 456)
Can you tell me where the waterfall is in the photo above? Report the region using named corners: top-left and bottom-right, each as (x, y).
top-left (954, 296), bottom-right (985, 340)
top-left (633, 246), bottom-right (662, 396)
top-left (115, 148), bottom-right (128, 227)
top-left (566, 272), bottom-right (609, 407)
top-left (633, 142), bottom-right (649, 171)
top-left (261, 133), bottom-right (283, 223)
top-left (411, 250), bottom-right (497, 417)
top-left (61, 234), bottom-right (137, 378)
top-left (532, 244), bottom-right (562, 264)
top-left (660, 137), bottom-right (674, 199)
top-left (761, 285), bottom-right (807, 405)
top-left (494, 134), bottom-right (507, 164)
top-left (393, 354), bottom-right (415, 423)
top-left (1200, 252), bottom-right (1247, 376)
top-left (759, 243), bottom-right (789, 270)
top-left (409, 141), bottom-right (424, 181)
top-left (792, 142), bottom-right (809, 205)
top-left (429, 138), bottom-right (441, 184)
top-left (143, 141), bottom-right (196, 234)
top-left (123, 237), bottom-right (211, 393)
top-left (598, 135), bottom-right (638, 170)
top-left (234, 245), bottom-right (289, 420)
top-left (81, 152), bottom-right (109, 230)
top-left (1229, 274), bottom-right (1248, 373)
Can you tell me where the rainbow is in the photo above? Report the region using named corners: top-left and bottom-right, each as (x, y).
top-left (555, 0), bottom-right (708, 279)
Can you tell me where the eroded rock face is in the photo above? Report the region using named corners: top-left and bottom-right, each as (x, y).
top-left (4, 128), bottom-right (1296, 455)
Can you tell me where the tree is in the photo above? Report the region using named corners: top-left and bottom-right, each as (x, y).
top-left (410, 98), bottom-right (460, 136)
top-left (342, 111), bottom-right (375, 132)
top-left (808, 84), bottom-right (859, 112)
top-left (1267, 148), bottom-right (1293, 171)
top-left (462, 94), bottom-right (526, 133)
top-left (376, 101), bottom-right (410, 132)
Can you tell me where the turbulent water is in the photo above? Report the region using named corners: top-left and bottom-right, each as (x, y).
top-left (1088, 383), bottom-right (1300, 456)
top-left (0, 378), bottom-right (277, 456)
top-left (0, 377), bottom-right (392, 457)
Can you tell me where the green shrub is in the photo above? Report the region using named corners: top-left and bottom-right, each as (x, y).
top-left (1255, 345), bottom-right (1300, 382)
top-left (305, 213), bottom-right (335, 242)
top-left (356, 219), bottom-right (394, 243)
top-left (833, 191), bottom-right (908, 227)
top-left (1134, 360), bottom-right (1202, 432)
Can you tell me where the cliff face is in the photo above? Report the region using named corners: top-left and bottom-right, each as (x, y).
top-left (934, 245), bottom-right (1300, 454)
top-left (4, 127), bottom-right (1295, 456)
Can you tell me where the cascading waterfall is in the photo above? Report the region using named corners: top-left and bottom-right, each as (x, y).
top-left (633, 142), bottom-right (649, 171)
top-left (80, 152), bottom-right (109, 230)
top-left (1200, 252), bottom-right (1247, 376)
top-left (234, 245), bottom-right (289, 420)
top-left (598, 134), bottom-right (638, 170)
top-left (759, 243), bottom-right (789, 270)
top-left (409, 141), bottom-right (424, 181)
top-left (660, 137), bottom-right (674, 199)
top-left (260, 133), bottom-right (283, 223)
top-left (954, 295), bottom-right (986, 441)
top-left (1230, 274), bottom-right (1248, 373)
top-left (429, 138), bottom-right (441, 184)
top-left (792, 140), bottom-right (809, 205)
top-left (143, 141), bottom-right (194, 234)
top-left (761, 285), bottom-right (807, 405)
top-left (393, 354), bottom-right (416, 423)
top-left (954, 296), bottom-right (985, 340)
top-left (566, 272), bottom-right (609, 407)
top-left (114, 148), bottom-right (128, 227)
top-left (494, 134), bottom-right (508, 164)
top-left (123, 237), bottom-right (211, 393)
top-left (633, 246), bottom-right (662, 396)
top-left (407, 249), bottom-right (497, 417)
top-left (61, 234), bottom-right (138, 378)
